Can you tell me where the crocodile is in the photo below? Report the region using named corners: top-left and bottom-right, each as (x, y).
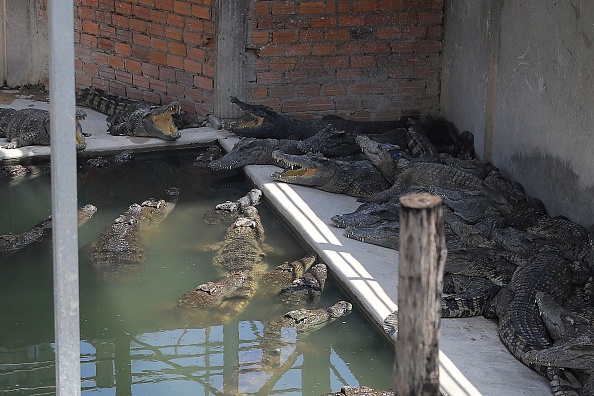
top-left (202, 205), bottom-right (268, 317)
top-left (178, 272), bottom-right (248, 308)
top-left (486, 248), bottom-right (578, 395)
top-left (178, 254), bottom-right (318, 311)
top-left (441, 273), bottom-right (501, 318)
top-left (278, 263), bottom-right (328, 305)
top-left (0, 107), bottom-right (87, 149)
top-left (355, 135), bottom-right (510, 206)
top-left (224, 96), bottom-right (406, 140)
top-left (1, 204), bottom-right (97, 255)
top-left (322, 386), bottom-right (396, 396)
top-left (260, 301), bottom-right (352, 370)
top-left (296, 125), bottom-right (409, 158)
top-left (259, 253), bottom-right (317, 294)
top-left (193, 144), bottom-right (224, 168)
top-left (86, 150), bottom-right (135, 168)
top-left (209, 137), bottom-right (303, 171)
top-left (271, 151), bottom-right (391, 199)
top-left (76, 87), bottom-right (181, 140)
top-left (204, 188), bottom-right (262, 225)
top-left (526, 292), bottom-right (594, 395)
top-left (1, 163), bottom-right (51, 183)
top-left (344, 221), bottom-right (400, 251)
top-left (89, 188), bottom-right (179, 274)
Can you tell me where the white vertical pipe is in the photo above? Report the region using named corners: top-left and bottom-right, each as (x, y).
top-left (48, 0), bottom-right (81, 395)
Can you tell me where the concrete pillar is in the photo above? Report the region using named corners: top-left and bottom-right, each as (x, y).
top-left (3, 0), bottom-right (48, 87)
top-left (0, 0), bottom-right (5, 84)
top-left (213, 0), bottom-right (248, 119)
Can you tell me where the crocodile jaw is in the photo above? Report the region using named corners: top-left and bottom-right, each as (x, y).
top-left (144, 103), bottom-right (181, 140)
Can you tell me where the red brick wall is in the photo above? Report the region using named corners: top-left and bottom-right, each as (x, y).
top-left (74, 0), bottom-right (215, 115)
top-left (247, 0), bottom-right (444, 121)
top-left (74, 0), bottom-right (443, 120)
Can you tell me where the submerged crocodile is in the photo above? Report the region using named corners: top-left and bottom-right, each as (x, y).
top-left (179, 254), bottom-right (318, 310)
top-left (89, 188), bottom-right (179, 274)
top-left (185, 205), bottom-right (267, 318)
top-left (278, 263), bottom-right (328, 305)
top-left (76, 87), bottom-right (181, 140)
top-left (271, 151), bottom-right (391, 199)
top-left (87, 150), bottom-right (135, 168)
top-left (204, 188), bottom-right (263, 225)
top-left (224, 96), bottom-right (406, 140)
top-left (1, 163), bottom-right (51, 183)
top-left (1, 204), bottom-right (97, 255)
top-left (323, 386), bottom-right (396, 396)
top-left (260, 301), bottom-right (352, 370)
top-left (0, 107), bottom-right (87, 149)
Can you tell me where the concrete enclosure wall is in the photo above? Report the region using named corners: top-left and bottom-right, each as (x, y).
top-left (441, 0), bottom-right (594, 226)
top-left (1, 0), bottom-right (49, 87)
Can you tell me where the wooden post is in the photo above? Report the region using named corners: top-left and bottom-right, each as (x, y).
top-left (394, 193), bottom-right (447, 396)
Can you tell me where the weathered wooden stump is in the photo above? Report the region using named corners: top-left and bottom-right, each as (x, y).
top-left (394, 193), bottom-right (447, 396)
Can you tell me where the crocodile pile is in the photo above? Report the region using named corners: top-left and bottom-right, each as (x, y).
top-left (206, 97), bottom-right (594, 395)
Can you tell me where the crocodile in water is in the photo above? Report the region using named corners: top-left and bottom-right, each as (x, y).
top-left (89, 187), bottom-right (179, 274)
top-left (260, 301), bottom-right (352, 370)
top-left (1, 204), bottom-right (97, 255)
top-left (0, 107), bottom-right (87, 149)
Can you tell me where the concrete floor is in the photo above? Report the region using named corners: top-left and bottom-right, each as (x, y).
top-left (0, 94), bottom-right (553, 395)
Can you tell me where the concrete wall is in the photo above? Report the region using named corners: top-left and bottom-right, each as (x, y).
top-left (441, 0), bottom-right (594, 226)
top-left (1, 0), bottom-right (48, 87)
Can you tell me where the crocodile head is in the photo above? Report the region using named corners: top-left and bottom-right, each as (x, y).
top-left (138, 187), bottom-right (180, 226)
top-left (75, 110), bottom-right (88, 150)
top-left (270, 151), bottom-right (340, 187)
top-left (355, 135), bottom-right (402, 181)
top-left (209, 138), bottom-right (270, 170)
top-left (222, 96), bottom-right (290, 137)
top-left (286, 300), bottom-right (353, 333)
top-left (141, 102), bottom-right (182, 140)
top-left (1, 165), bottom-right (29, 180)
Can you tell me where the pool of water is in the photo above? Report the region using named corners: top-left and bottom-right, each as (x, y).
top-left (0, 148), bottom-right (394, 395)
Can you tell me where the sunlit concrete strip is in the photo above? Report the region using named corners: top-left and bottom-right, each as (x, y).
top-left (48, 0), bottom-right (80, 395)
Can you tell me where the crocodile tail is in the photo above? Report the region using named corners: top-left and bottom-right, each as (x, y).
top-left (76, 87), bottom-right (126, 117)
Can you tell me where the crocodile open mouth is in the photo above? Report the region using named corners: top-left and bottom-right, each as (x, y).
top-left (276, 168), bottom-right (319, 178)
top-left (150, 104), bottom-right (181, 137)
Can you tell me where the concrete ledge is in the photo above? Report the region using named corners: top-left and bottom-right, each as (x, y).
top-left (0, 99), bottom-right (220, 162)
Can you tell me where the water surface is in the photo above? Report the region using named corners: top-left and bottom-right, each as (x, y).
top-left (0, 149), bottom-right (393, 395)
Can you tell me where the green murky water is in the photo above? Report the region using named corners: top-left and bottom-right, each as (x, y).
top-left (0, 149), bottom-right (393, 395)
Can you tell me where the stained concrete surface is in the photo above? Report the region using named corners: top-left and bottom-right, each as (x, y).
top-left (0, 95), bottom-right (553, 395)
